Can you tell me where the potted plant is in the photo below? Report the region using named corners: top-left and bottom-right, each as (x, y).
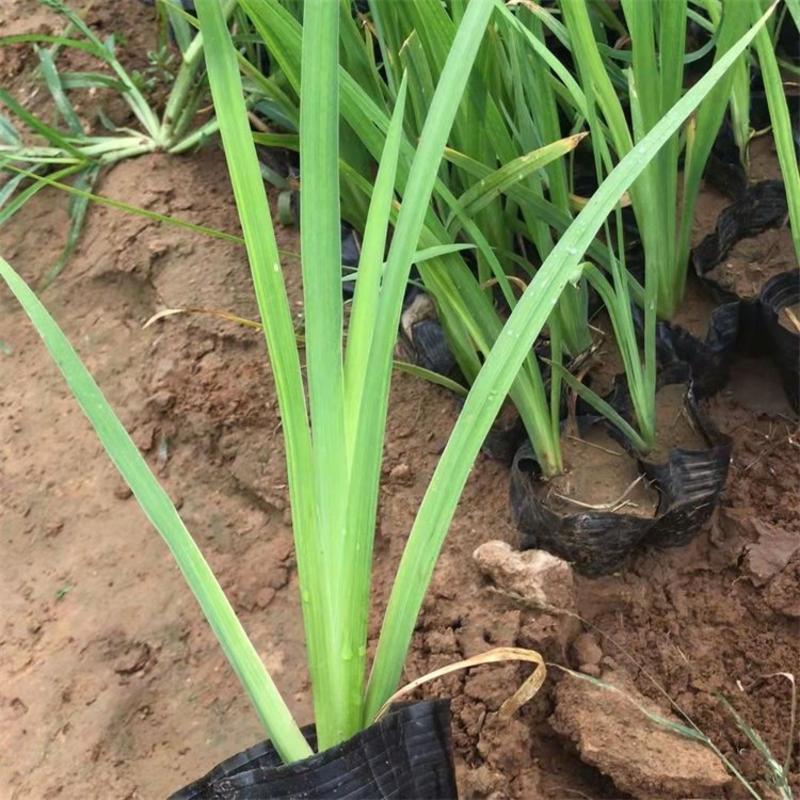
top-left (0, 0), bottom-right (770, 793)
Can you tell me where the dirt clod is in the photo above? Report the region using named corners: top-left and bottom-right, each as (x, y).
top-left (473, 540), bottom-right (576, 613)
top-left (744, 518), bottom-right (800, 586)
top-left (571, 633), bottom-right (603, 677)
top-left (551, 670), bottom-right (731, 799)
top-left (388, 462), bottom-right (413, 483)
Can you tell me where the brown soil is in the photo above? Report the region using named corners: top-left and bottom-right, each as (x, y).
top-left (546, 428), bottom-right (658, 519)
top-left (748, 133), bottom-right (785, 183)
top-left (704, 133), bottom-right (796, 301)
top-left (651, 382), bottom-right (709, 460)
top-left (707, 225), bottom-right (796, 300)
top-left (1, 7), bottom-right (799, 800)
top-left (671, 274), bottom-right (720, 339)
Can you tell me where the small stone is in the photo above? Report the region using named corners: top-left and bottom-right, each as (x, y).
top-left (254, 587), bottom-right (276, 609)
top-left (744, 519), bottom-right (799, 586)
top-left (148, 389), bottom-right (175, 412)
top-left (147, 239), bottom-right (169, 257)
top-left (44, 520), bottom-right (64, 538)
top-left (765, 556), bottom-right (800, 618)
top-left (572, 633), bottom-right (603, 668)
top-left (389, 463), bottom-right (412, 483)
top-left (151, 357), bottom-right (176, 387)
top-left (132, 423), bottom-right (156, 452)
top-left (473, 540), bottom-right (576, 612)
top-left (601, 655), bottom-right (620, 671)
top-left (461, 764), bottom-right (503, 796)
top-left (113, 642), bottom-right (153, 676)
top-left (113, 481), bottom-right (133, 500)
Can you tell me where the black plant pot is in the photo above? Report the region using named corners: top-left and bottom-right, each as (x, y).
top-left (608, 369), bottom-right (732, 551)
top-left (691, 180), bottom-right (789, 353)
top-left (510, 370), bottom-right (732, 575)
top-left (628, 299), bottom-right (741, 400)
top-left (692, 180), bottom-right (788, 279)
top-left (170, 700), bottom-right (456, 800)
top-left (690, 183), bottom-right (799, 409)
top-left (510, 427), bottom-right (655, 577)
top-left (638, 390), bottom-right (732, 550)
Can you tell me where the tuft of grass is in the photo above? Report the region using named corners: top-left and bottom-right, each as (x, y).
top-left (0, 0), bottom-right (235, 284)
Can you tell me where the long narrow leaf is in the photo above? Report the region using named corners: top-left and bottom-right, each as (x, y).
top-left (0, 88), bottom-right (86, 161)
top-left (446, 134), bottom-right (586, 235)
top-left (344, 0), bottom-right (498, 729)
top-left (297, 0), bottom-right (354, 747)
top-left (40, 165), bottom-right (100, 288)
top-left (750, 0), bottom-right (800, 260)
top-left (0, 162), bottom-right (243, 243)
top-left (35, 45), bottom-right (83, 135)
top-left (344, 74), bottom-right (408, 454)
top-left (195, 0), bottom-right (324, 762)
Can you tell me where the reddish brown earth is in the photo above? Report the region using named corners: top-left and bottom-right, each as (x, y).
top-left (1, 3), bottom-right (799, 799)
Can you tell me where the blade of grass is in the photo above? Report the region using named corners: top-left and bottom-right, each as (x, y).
top-left (445, 134), bottom-right (587, 236)
top-left (39, 164), bottom-right (100, 288)
top-left (195, 0), bottom-right (343, 753)
top-left (718, 695), bottom-right (793, 799)
top-left (0, 88), bottom-right (87, 161)
top-left (0, 33), bottom-right (106, 58)
top-left (343, 0), bottom-right (499, 730)
top-left (0, 164), bottom-right (83, 226)
top-left (0, 111), bottom-right (20, 145)
top-left (40, 0), bottom-right (161, 140)
top-left (0, 167), bottom-right (33, 207)
top-left (0, 162), bottom-right (243, 243)
top-left (296, 0), bottom-right (354, 746)
top-left (344, 74), bottom-right (408, 455)
top-left (35, 45), bottom-right (83, 135)
top-left (394, 361), bottom-right (468, 397)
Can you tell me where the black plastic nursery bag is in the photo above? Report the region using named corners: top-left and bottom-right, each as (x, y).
top-left (170, 700), bottom-right (457, 800)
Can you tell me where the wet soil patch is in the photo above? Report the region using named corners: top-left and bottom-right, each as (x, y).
top-left (547, 428), bottom-right (658, 519)
top-left (651, 382), bottom-right (709, 459)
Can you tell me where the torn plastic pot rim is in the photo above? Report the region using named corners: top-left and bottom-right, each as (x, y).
top-left (629, 298), bottom-right (740, 400)
top-left (692, 179), bottom-right (789, 308)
